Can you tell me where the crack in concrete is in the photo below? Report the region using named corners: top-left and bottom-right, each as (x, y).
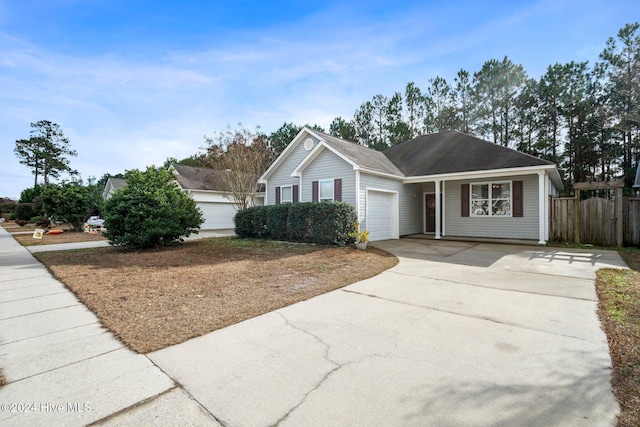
top-left (275, 311), bottom-right (337, 365)
top-left (272, 311), bottom-right (345, 426)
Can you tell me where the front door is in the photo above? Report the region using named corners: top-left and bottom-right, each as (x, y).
top-left (425, 194), bottom-right (436, 233)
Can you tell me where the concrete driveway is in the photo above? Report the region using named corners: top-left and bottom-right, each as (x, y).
top-left (149, 239), bottom-right (626, 427)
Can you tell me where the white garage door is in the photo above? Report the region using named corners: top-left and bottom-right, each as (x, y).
top-left (197, 202), bottom-right (238, 230)
top-left (367, 191), bottom-right (396, 241)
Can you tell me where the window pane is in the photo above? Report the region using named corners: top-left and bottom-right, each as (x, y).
top-left (471, 184), bottom-right (488, 199)
top-left (492, 199), bottom-right (511, 216)
top-left (492, 183), bottom-right (510, 199)
top-left (281, 187), bottom-right (292, 203)
top-left (319, 180), bottom-right (333, 200)
top-left (472, 200), bottom-right (488, 216)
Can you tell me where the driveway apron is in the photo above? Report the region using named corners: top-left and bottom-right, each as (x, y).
top-left (150, 238), bottom-right (626, 427)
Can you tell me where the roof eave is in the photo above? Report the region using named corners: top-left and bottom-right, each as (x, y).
top-left (403, 164), bottom-right (563, 188)
top-left (259, 127), bottom-right (315, 181)
top-left (291, 141), bottom-right (359, 177)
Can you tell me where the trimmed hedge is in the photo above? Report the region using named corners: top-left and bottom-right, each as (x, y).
top-left (235, 202), bottom-right (357, 246)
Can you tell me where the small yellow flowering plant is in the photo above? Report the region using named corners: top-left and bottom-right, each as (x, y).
top-left (348, 222), bottom-right (370, 243)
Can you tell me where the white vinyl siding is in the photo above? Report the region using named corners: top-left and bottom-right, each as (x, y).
top-left (301, 149), bottom-right (356, 205)
top-left (359, 173), bottom-right (422, 237)
top-left (266, 136), bottom-right (319, 205)
top-left (445, 174), bottom-right (539, 240)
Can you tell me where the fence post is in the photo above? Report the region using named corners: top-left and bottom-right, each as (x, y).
top-left (616, 187), bottom-right (623, 247)
top-left (574, 189), bottom-right (580, 244)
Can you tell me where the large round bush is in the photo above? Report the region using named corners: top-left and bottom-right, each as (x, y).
top-left (103, 167), bottom-right (204, 249)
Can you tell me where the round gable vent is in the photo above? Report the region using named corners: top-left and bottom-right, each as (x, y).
top-left (303, 138), bottom-right (314, 151)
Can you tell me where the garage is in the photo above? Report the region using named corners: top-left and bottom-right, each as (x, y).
top-left (366, 190), bottom-right (398, 241)
top-left (196, 202), bottom-right (237, 230)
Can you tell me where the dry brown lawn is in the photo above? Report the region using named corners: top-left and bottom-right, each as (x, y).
top-left (12, 230), bottom-right (106, 246)
top-left (34, 237), bottom-right (397, 353)
top-left (3, 221), bottom-right (106, 246)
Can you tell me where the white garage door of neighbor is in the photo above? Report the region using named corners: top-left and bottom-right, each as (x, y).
top-left (197, 202), bottom-right (237, 230)
top-left (367, 191), bottom-right (396, 241)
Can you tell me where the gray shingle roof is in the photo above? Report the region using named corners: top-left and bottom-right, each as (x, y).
top-left (383, 130), bottom-right (555, 176)
top-left (108, 178), bottom-right (127, 191)
top-left (312, 130), bottom-right (404, 177)
top-left (172, 164), bottom-right (230, 192)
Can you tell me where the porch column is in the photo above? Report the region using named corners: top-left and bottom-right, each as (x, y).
top-left (435, 179), bottom-right (441, 240)
top-left (538, 171), bottom-right (545, 244)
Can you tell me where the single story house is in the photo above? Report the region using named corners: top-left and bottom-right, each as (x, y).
top-left (103, 165), bottom-right (264, 230)
top-left (259, 128), bottom-right (563, 244)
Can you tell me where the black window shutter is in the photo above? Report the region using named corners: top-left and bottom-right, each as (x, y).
top-left (293, 185), bottom-right (299, 203)
top-left (275, 186), bottom-right (281, 205)
top-left (513, 181), bottom-right (523, 217)
top-left (312, 181), bottom-right (318, 202)
top-left (461, 184), bottom-right (469, 217)
top-left (334, 179), bottom-right (342, 202)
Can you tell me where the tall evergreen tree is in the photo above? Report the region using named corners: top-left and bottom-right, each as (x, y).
top-left (473, 57), bottom-right (526, 148)
top-left (598, 22), bottom-right (640, 187)
top-left (404, 82), bottom-right (427, 137)
top-left (329, 117), bottom-right (358, 141)
top-left (426, 76), bottom-right (457, 132)
top-left (14, 121), bottom-right (77, 187)
top-left (454, 69), bottom-right (474, 134)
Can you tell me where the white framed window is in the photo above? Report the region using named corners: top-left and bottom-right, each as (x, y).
top-left (281, 186), bottom-right (292, 204)
top-left (470, 181), bottom-right (512, 217)
top-left (319, 179), bottom-right (334, 202)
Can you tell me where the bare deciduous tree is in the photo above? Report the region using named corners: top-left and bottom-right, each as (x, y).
top-left (203, 125), bottom-right (272, 210)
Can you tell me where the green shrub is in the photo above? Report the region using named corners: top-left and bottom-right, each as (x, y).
top-left (30, 216), bottom-right (42, 224)
top-left (234, 206), bottom-right (269, 238)
top-left (234, 202), bottom-right (357, 246)
top-left (0, 200), bottom-right (17, 214)
top-left (40, 182), bottom-right (97, 231)
top-left (103, 167), bottom-right (204, 249)
top-left (266, 204), bottom-right (290, 241)
top-left (37, 218), bottom-right (51, 228)
top-left (15, 203), bottom-right (35, 221)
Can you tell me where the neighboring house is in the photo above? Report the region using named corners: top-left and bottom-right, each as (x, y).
top-left (172, 164), bottom-right (264, 230)
top-left (102, 177), bottom-right (127, 200)
top-left (102, 166), bottom-right (264, 230)
top-left (259, 128), bottom-right (563, 244)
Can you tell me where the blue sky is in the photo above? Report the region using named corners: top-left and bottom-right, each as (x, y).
top-left (0, 0), bottom-right (637, 199)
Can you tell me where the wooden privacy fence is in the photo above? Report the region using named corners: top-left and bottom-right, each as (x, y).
top-left (550, 195), bottom-right (640, 246)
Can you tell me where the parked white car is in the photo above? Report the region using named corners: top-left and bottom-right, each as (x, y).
top-left (86, 216), bottom-right (105, 227)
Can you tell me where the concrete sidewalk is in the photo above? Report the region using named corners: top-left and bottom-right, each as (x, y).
top-left (24, 229), bottom-right (235, 253)
top-left (0, 226), bottom-right (218, 426)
